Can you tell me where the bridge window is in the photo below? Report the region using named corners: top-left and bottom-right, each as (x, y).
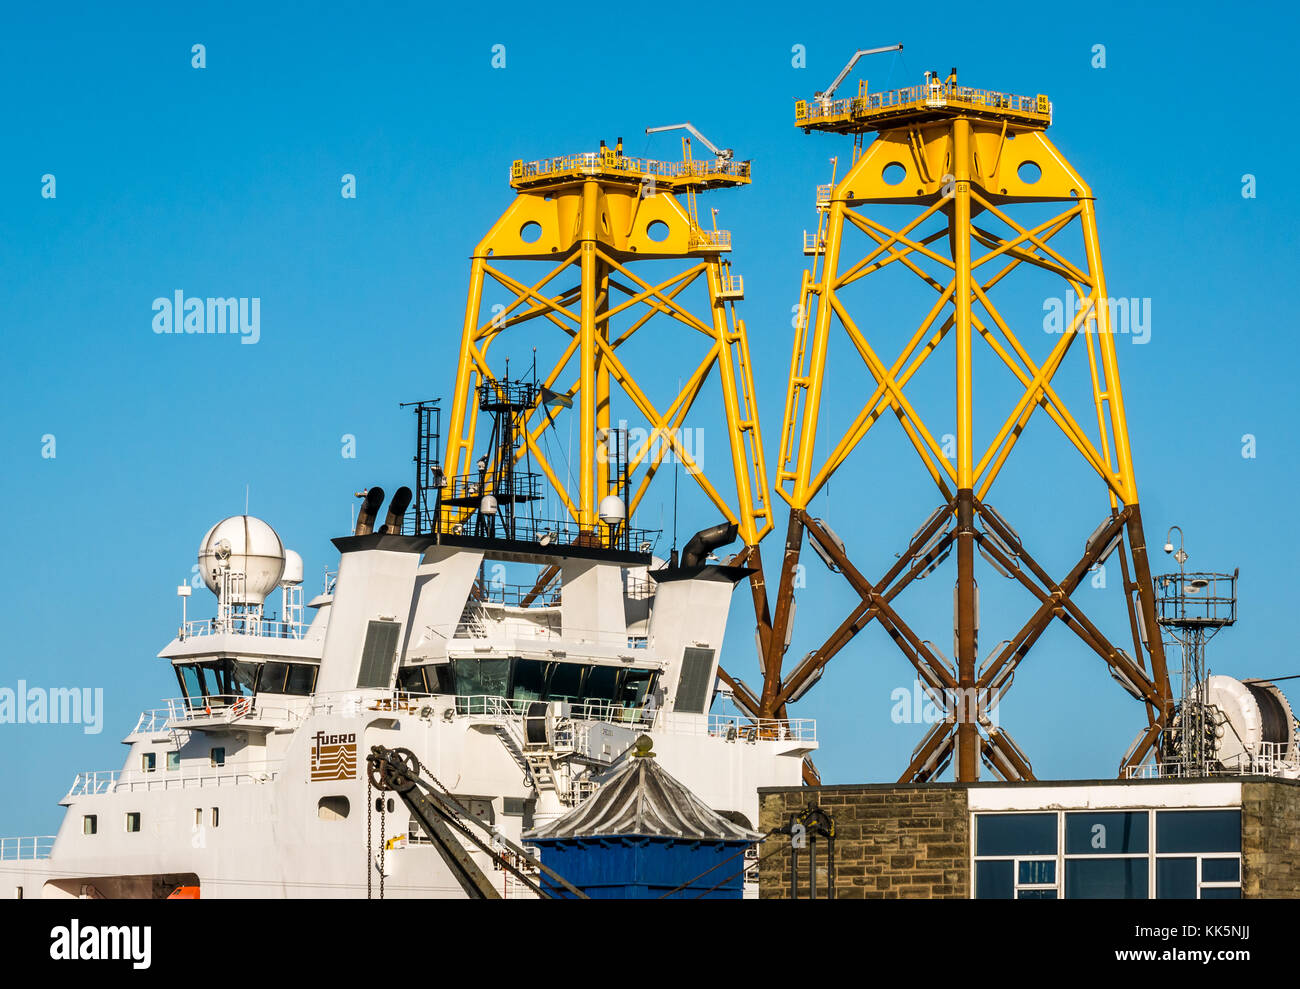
top-left (175, 659), bottom-right (259, 707)
top-left (82, 815), bottom-right (96, 836)
top-left (140, 753), bottom-right (156, 774)
top-left (452, 658), bottom-right (659, 710)
top-left (125, 813), bottom-right (141, 833)
top-left (258, 661), bottom-right (319, 696)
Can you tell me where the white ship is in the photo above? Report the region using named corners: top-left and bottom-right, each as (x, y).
top-left (4, 458), bottom-right (814, 898)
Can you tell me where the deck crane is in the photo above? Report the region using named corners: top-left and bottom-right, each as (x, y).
top-left (644, 122), bottom-right (734, 161)
top-left (366, 745), bottom-right (589, 899)
top-left (813, 43), bottom-right (903, 108)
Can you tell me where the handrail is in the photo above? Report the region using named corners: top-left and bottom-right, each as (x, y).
top-left (0, 836), bottom-right (55, 860)
top-left (797, 82), bottom-right (1049, 126)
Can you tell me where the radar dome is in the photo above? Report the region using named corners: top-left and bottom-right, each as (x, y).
top-left (197, 516), bottom-right (286, 605)
top-left (280, 549), bottom-right (304, 586)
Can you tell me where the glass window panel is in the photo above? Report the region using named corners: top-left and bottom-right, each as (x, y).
top-left (259, 662), bottom-right (289, 694)
top-left (975, 859), bottom-right (1014, 899)
top-left (1200, 886), bottom-right (1241, 899)
top-left (230, 661), bottom-right (259, 695)
top-left (1156, 811), bottom-right (1241, 854)
top-left (1156, 857), bottom-right (1197, 899)
top-left (179, 665), bottom-right (204, 704)
top-left (1017, 889), bottom-right (1058, 899)
top-left (1065, 858), bottom-right (1148, 899)
top-left (166, 752), bottom-right (180, 772)
top-left (511, 660), bottom-right (546, 701)
top-left (547, 662), bottom-right (583, 702)
top-left (584, 665), bottom-right (618, 702)
top-left (284, 664), bottom-right (317, 696)
top-left (975, 813), bottom-right (1057, 857)
top-left (1065, 811), bottom-right (1148, 855)
top-left (1201, 858), bottom-right (1240, 883)
top-left (620, 669), bottom-right (657, 708)
top-left (1018, 859), bottom-right (1056, 885)
top-left (452, 659), bottom-right (511, 697)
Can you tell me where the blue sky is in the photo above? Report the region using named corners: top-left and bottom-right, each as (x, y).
top-left (1, 1), bottom-right (1296, 835)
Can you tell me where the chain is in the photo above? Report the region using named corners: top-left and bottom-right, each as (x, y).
top-left (366, 776), bottom-right (373, 900)
top-left (379, 796), bottom-right (387, 899)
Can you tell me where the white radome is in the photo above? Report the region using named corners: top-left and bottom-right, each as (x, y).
top-left (281, 549), bottom-right (304, 586)
top-left (197, 515), bottom-right (286, 604)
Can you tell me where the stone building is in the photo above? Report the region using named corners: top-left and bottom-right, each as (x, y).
top-left (758, 777), bottom-right (1300, 899)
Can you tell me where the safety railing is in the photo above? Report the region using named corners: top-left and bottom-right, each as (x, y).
top-left (512, 152), bottom-right (751, 185)
top-left (796, 83), bottom-right (1049, 126)
top-left (717, 272), bottom-right (744, 297)
top-left (689, 229), bottom-right (731, 250)
top-left (0, 836), bottom-right (55, 860)
top-left (179, 617), bottom-right (307, 641)
top-left (67, 765), bottom-right (281, 797)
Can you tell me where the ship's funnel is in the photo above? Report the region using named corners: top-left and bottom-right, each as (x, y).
top-left (381, 486), bottom-right (413, 535)
top-left (355, 487), bottom-right (385, 536)
top-left (681, 522), bottom-right (738, 568)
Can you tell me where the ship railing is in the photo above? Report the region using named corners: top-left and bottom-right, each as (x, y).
top-left (179, 617), bottom-right (307, 641)
top-left (453, 694), bottom-right (655, 728)
top-left (664, 714), bottom-right (817, 743)
top-left (67, 765), bottom-right (282, 797)
top-left (152, 695), bottom-right (306, 728)
top-left (0, 836), bottom-right (56, 860)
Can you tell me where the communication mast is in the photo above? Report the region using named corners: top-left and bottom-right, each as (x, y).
top-left (1156, 527), bottom-right (1238, 776)
top-left (747, 54), bottom-right (1173, 782)
top-left (442, 130), bottom-right (772, 559)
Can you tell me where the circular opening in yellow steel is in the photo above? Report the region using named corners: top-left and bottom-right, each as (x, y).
top-left (646, 220), bottom-right (670, 243)
top-left (520, 221), bottom-right (543, 243)
top-left (1017, 160), bottom-right (1042, 185)
top-left (881, 162), bottom-right (906, 186)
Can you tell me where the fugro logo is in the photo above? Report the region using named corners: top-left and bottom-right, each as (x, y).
top-left (310, 730), bottom-right (357, 782)
top-left (152, 291), bottom-right (261, 344)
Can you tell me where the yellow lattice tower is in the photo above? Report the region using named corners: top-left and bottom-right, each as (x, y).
top-left (443, 133), bottom-right (772, 553)
top-left (751, 67), bottom-right (1173, 782)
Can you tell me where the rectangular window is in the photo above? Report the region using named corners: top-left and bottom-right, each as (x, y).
top-left (210, 747), bottom-right (225, 768)
top-left (82, 815), bottom-right (96, 836)
top-left (125, 813), bottom-right (141, 833)
top-left (674, 647), bottom-right (715, 714)
top-left (166, 752), bottom-right (181, 772)
top-left (194, 808), bottom-right (202, 827)
top-left (210, 808), bottom-right (220, 828)
top-left (974, 859), bottom-right (1013, 899)
top-left (140, 752), bottom-right (156, 774)
top-left (975, 807), bottom-right (1243, 899)
top-left (1064, 858), bottom-right (1148, 899)
top-left (284, 663), bottom-right (318, 696)
top-left (1065, 811), bottom-right (1148, 855)
top-left (975, 813), bottom-right (1057, 857)
top-left (1156, 810), bottom-right (1241, 854)
top-left (357, 620), bottom-right (402, 688)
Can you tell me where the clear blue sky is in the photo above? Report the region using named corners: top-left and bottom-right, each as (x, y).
top-left (1, 1), bottom-right (1296, 835)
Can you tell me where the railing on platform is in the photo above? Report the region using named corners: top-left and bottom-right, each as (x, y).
top-left (0, 836), bottom-right (55, 860)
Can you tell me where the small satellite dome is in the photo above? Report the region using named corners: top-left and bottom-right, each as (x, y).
top-left (197, 516), bottom-right (286, 605)
top-left (479, 495), bottom-right (499, 516)
top-left (280, 549), bottom-right (304, 587)
top-left (599, 495), bottom-right (626, 523)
